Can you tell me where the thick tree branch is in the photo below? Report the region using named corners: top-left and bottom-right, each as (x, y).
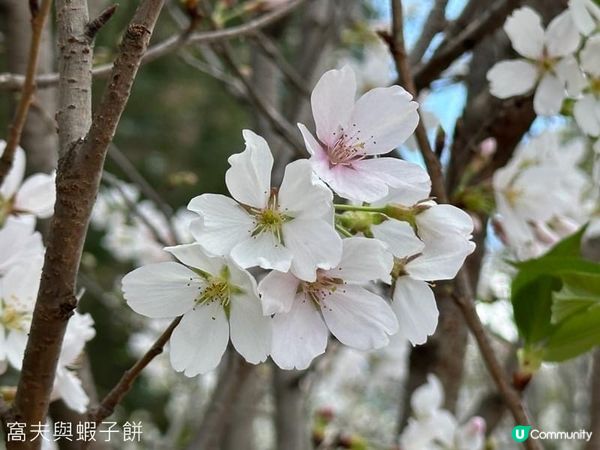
top-left (9, 1), bottom-right (165, 447)
top-left (386, 3), bottom-right (540, 449)
top-left (408, 0), bottom-right (448, 66)
top-left (0, 0), bottom-right (52, 185)
top-left (0, 0), bottom-right (309, 91)
top-left (88, 317), bottom-right (182, 423)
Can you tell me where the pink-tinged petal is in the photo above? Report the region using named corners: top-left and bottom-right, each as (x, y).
top-left (298, 123), bottom-right (323, 157)
top-left (574, 95), bottom-right (600, 137)
top-left (278, 159), bottom-right (333, 220)
top-left (122, 262), bottom-right (200, 318)
top-left (271, 294), bottom-right (329, 370)
top-left (391, 277), bottom-right (438, 346)
top-left (545, 10), bottom-right (581, 58)
top-left (258, 270), bottom-right (300, 315)
top-left (324, 237), bottom-right (393, 284)
top-left (503, 7), bottom-right (545, 59)
top-left (169, 303), bottom-right (229, 376)
top-left (581, 34), bottom-right (600, 77)
top-left (231, 231), bottom-right (293, 272)
top-left (311, 66), bottom-right (356, 147)
top-left (350, 85), bottom-right (419, 154)
top-left (188, 194), bottom-right (254, 257)
top-left (164, 243), bottom-right (224, 275)
top-left (0, 144), bottom-right (25, 199)
top-left (225, 130), bottom-right (273, 209)
top-left (487, 60), bottom-right (538, 98)
top-left (534, 73), bottom-right (565, 116)
top-left (371, 219), bottom-right (425, 259)
top-left (229, 292), bottom-right (271, 364)
top-left (283, 218), bottom-right (343, 282)
top-left (320, 284), bottom-right (398, 351)
top-left (375, 172), bottom-right (432, 207)
top-left (14, 172), bottom-right (56, 218)
top-left (312, 162), bottom-right (390, 202)
top-left (353, 157), bottom-right (430, 195)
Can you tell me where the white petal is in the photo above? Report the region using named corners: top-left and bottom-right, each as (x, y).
top-left (504, 7), bottom-right (545, 59)
top-left (407, 235), bottom-right (475, 281)
top-left (283, 218), bottom-right (343, 282)
top-left (351, 158), bottom-right (430, 195)
top-left (534, 73), bottom-right (565, 116)
top-left (375, 175), bottom-right (432, 207)
top-left (320, 285), bottom-right (398, 351)
top-left (164, 243), bottom-right (224, 275)
top-left (1, 258), bottom-right (43, 312)
top-left (555, 55), bottom-right (587, 96)
top-left (122, 262), bottom-right (199, 318)
top-left (231, 232), bottom-right (293, 272)
top-left (0, 219), bottom-right (43, 274)
top-left (581, 34), bottom-right (600, 76)
top-left (371, 219), bottom-right (425, 259)
top-left (278, 159), bottom-right (333, 220)
top-left (257, 270), bottom-right (300, 315)
top-left (188, 194), bottom-right (254, 256)
top-left (325, 237), bottom-right (393, 284)
top-left (545, 10), bottom-right (581, 57)
top-left (6, 330), bottom-right (28, 370)
top-left (229, 293), bottom-right (272, 364)
top-left (14, 173), bottom-right (56, 218)
top-left (271, 294), bottom-right (329, 370)
top-left (411, 373), bottom-right (444, 417)
top-left (54, 369), bottom-right (89, 413)
top-left (311, 66), bottom-right (356, 147)
top-left (0, 144), bottom-right (25, 199)
top-left (574, 95), bottom-right (600, 137)
top-left (169, 303), bottom-right (229, 376)
top-left (487, 60), bottom-right (538, 98)
top-left (416, 204), bottom-right (474, 238)
top-left (298, 123), bottom-right (323, 157)
top-left (350, 86), bottom-right (419, 154)
top-left (225, 130), bottom-right (273, 209)
top-left (392, 277), bottom-right (438, 346)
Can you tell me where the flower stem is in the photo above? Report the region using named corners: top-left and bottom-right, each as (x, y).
top-left (334, 204), bottom-right (386, 213)
top-left (335, 223), bottom-right (353, 238)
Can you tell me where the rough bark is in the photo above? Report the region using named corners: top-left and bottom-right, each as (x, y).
top-left (9, 2), bottom-right (165, 448)
top-left (273, 368), bottom-right (311, 450)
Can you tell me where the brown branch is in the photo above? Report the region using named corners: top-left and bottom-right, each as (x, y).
top-left (0, 0), bottom-right (309, 92)
top-left (0, 0), bottom-right (52, 186)
top-left (84, 3), bottom-right (118, 41)
top-left (9, 1), bottom-right (165, 447)
top-left (409, 0), bottom-right (448, 66)
top-left (386, 2), bottom-right (540, 449)
top-left (411, 0), bottom-right (522, 91)
top-left (88, 317), bottom-right (182, 423)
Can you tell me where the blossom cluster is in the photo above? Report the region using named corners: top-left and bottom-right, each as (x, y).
top-left (487, 2), bottom-right (600, 259)
top-left (0, 141), bottom-right (94, 413)
top-left (122, 66), bottom-right (476, 375)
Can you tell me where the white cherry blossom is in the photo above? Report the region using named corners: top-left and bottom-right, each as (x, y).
top-left (574, 35), bottom-right (600, 137)
top-left (189, 130), bottom-right (342, 282)
top-left (122, 243), bottom-right (271, 376)
top-left (258, 237), bottom-right (397, 370)
top-left (0, 217), bottom-right (44, 275)
top-left (487, 7), bottom-right (582, 115)
top-left (569, 0), bottom-right (600, 35)
top-left (298, 65), bottom-right (421, 202)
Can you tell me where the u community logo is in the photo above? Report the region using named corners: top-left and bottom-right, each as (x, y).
top-left (512, 425), bottom-right (593, 443)
top-left (512, 426), bottom-right (531, 442)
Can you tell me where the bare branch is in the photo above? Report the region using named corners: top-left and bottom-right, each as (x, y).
top-left (0, 0), bottom-right (52, 185)
top-left (385, 3), bottom-right (540, 449)
top-left (9, 1), bottom-right (165, 445)
top-left (409, 0), bottom-right (448, 66)
top-left (0, 0), bottom-right (310, 91)
top-left (88, 317), bottom-right (182, 423)
top-left (85, 3), bottom-right (118, 41)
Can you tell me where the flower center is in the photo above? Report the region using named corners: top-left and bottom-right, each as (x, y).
top-left (302, 272), bottom-right (345, 305)
top-left (0, 195), bottom-right (14, 227)
top-left (0, 301), bottom-right (30, 332)
top-left (196, 277), bottom-right (231, 308)
top-left (327, 125), bottom-right (373, 166)
top-left (249, 190), bottom-right (291, 244)
top-left (590, 77), bottom-right (600, 95)
top-left (504, 187), bottom-right (522, 207)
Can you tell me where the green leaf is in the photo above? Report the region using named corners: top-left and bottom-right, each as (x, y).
top-left (544, 305), bottom-right (600, 362)
top-left (551, 272), bottom-right (600, 323)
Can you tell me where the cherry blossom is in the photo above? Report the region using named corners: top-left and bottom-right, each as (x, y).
top-left (122, 243), bottom-right (271, 375)
top-left (569, 0), bottom-right (600, 35)
top-left (574, 35), bottom-right (600, 137)
top-left (487, 7), bottom-right (582, 115)
top-left (258, 237), bottom-right (398, 370)
top-left (400, 375), bottom-right (486, 450)
top-left (0, 142), bottom-right (55, 225)
top-left (298, 66), bottom-right (421, 202)
top-left (0, 217), bottom-right (44, 276)
top-left (52, 312), bottom-right (96, 413)
top-left (188, 130), bottom-right (342, 282)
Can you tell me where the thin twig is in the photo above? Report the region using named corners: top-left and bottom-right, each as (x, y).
top-left (385, 3), bottom-right (540, 449)
top-left (0, 0), bottom-right (309, 91)
top-left (409, 0), bottom-right (448, 65)
top-left (85, 4), bottom-right (119, 40)
top-left (0, 0), bottom-right (53, 185)
top-left (88, 317), bottom-right (182, 423)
